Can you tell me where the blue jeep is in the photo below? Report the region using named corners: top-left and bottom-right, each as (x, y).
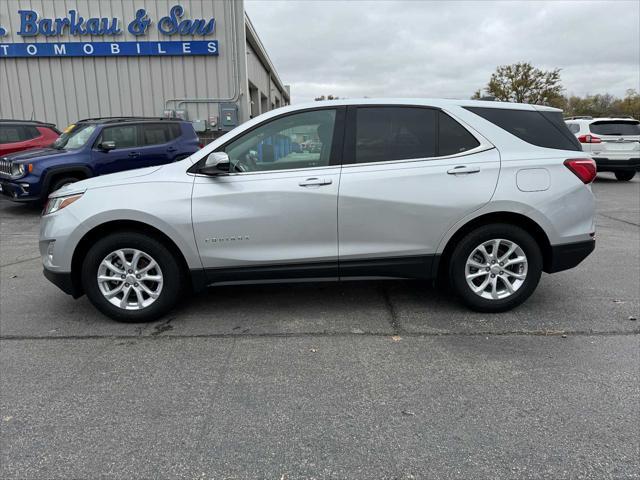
top-left (0, 117), bottom-right (201, 203)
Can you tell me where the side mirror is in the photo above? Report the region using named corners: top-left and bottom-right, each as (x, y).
top-left (200, 151), bottom-right (230, 175)
top-left (99, 141), bottom-right (116, 152)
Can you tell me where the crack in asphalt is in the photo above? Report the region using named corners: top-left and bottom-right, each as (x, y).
top-left (598, 212), bottom-right (640, 227)
top-left (1, 329), bottom-right (638, 341)
top-left (150, 317), bottom-right (174, 335)
top-left (0, 256), bottom-right (40, 268)
top-left (380, 285), bottom-right (404, 335)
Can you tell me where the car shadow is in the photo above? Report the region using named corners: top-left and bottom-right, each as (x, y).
top-left (162, 278), bottom-right (489, 337)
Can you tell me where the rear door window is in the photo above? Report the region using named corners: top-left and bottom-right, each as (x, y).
top-left (589, 121), bottom-right (640, 136)
top-left (465, 107), bottom-right (581, 151)
top-left (354, 107), bottom-right (437, 163)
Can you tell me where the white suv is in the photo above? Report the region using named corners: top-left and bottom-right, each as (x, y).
top-left (40, 99), bottom-right (597, 322)
top-left (565, 117), bottom-right (640, 181)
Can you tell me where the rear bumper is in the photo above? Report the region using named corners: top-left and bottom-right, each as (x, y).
top-left (593, 157), bottom-right (640, 172)
top-left (43, 268), bottom-right (83, 298)
top-left (545, 239), bottom-right (595, 273)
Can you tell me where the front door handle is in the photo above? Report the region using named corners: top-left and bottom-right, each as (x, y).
top-left (447, 165), bottom-right (480, 175)
top-left (299, 177), bottom-right (332, 187)
top-left (167, 147), bottom-right (177, 152)
top-left (128, 152), bottom-right (140, 158)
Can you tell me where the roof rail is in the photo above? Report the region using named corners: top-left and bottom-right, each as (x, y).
top-left (77, 116), bottom-right (178, 123)
top-left (564, 116), bottom-right (593, 120)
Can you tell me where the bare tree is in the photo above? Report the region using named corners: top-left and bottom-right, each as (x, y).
top-left (478, 62), bottom-right (564, 106)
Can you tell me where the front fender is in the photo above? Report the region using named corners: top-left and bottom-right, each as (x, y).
top-left (42, 164), bottom-right (95, 196)
top-left (41, 180), bottom-right (201, 272)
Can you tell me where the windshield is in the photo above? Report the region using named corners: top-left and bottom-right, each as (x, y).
top-left (590, 121), bottom-right (640, 136)
top-left (53, 125), bottom-right (97, 150)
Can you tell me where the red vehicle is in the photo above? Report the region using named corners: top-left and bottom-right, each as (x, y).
top-left (0, 120), bottom-right (60, 156)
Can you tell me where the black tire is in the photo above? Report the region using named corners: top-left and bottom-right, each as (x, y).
top-left (614, 171), bottom-right (635, 181)
top-left (448, 224), bottom-right (543, 313)
top-left (49, 176), bottom-right (80, 195)
top-left (81, 231), bottom-right (184, 322)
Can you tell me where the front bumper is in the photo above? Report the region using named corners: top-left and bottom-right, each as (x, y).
top-left (545, 239), bottom-right (595, 273)
top-left (0, 179), bottom-right (39, 202)
top-left (43, 267), bottom-right (83, 298)
top-left (593, 157), bottom-right (640, 172)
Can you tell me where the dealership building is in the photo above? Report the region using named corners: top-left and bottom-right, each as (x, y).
top-left (0, 0), bottom-right (289, 136)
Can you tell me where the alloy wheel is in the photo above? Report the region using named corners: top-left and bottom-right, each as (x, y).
top-left (465, 238), bottom-right (528, 300)
top-left (97, 248), bottom-right (164, 310)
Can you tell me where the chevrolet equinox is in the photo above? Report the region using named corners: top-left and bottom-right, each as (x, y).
top-left (40, 99), bottom-right (596, 322)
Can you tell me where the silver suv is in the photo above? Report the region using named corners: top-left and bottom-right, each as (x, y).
top-left (565, 116), bottom-right (640, 181)
top-left (40, 99), bottom-right (597, 322)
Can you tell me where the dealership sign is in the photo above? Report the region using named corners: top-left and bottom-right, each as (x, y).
top-left (0, 5), bottom-right (220, 58)
top-left (0, 41), bottom-right (218, 58)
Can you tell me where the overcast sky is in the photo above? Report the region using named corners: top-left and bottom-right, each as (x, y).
top-left (245, 0), bottom-right (640, 104)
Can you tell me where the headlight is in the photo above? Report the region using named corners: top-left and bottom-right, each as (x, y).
top-left (10, 163), bottom-right (25, 178)
top-left (43, 193), bottom-right (83, 215)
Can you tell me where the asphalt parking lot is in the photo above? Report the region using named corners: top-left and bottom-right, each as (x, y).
top-left (1, 173), bottom-right (638, 479)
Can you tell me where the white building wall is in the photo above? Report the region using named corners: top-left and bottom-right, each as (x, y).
top-left (0, 0), bottom-right (251, 129)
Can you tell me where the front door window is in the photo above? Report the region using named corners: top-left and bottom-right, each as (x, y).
top-left (224, 109), bottom-right (337, 173)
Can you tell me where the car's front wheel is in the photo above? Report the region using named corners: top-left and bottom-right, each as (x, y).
top-left (614, 171), bottom-right (635, 181)
top-left (81, 232), bottom-right (184, 322)
top-left (49, 176), bottom-right (80, 194)
top-left (449, 224), bottom-right (542, 312)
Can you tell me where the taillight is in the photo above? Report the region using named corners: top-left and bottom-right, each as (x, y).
top-left (564, 158), bottom-right (597, 184)
top-left (198, 143), bottom-right (204, 149)
top-left (577, 134), bottom-right (602, 144)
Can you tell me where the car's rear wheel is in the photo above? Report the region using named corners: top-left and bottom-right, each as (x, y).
top-left (614, 171), bottom-right (635, 181)
top-left (449, 224), bottom-right (542, 312)
top-left (81, 232), bottom-right (184, 322)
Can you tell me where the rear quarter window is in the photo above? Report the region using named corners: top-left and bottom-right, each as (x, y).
top-left (141, 124), bottom-right (175, 146)
top-left (22, 126), bottom-right (41, 139)
top-left (438, 112), bottom-right (480, 155)
top-left (566, 123), bottom-right (580, 134)
top-left (169, 123), bottom-right (182, 140)
top-left (465, 107), bottom-right (581, 151)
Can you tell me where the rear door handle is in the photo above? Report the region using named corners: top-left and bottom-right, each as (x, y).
top-left (447, 165), bottom-right (480, 175)
top-left (299, 177), bottom-right (332, 187)
top-left (167, 147), bottom-right (177, 152)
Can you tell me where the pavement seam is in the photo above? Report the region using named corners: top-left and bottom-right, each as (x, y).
top-left (597, 213), bottom-right (640, 227)
top-left (0, 256), bottom-right (40, 268)
top-left (1, 329), bottom-right (638, 341)
top-left (380, 285), bottom-right (404, 335)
